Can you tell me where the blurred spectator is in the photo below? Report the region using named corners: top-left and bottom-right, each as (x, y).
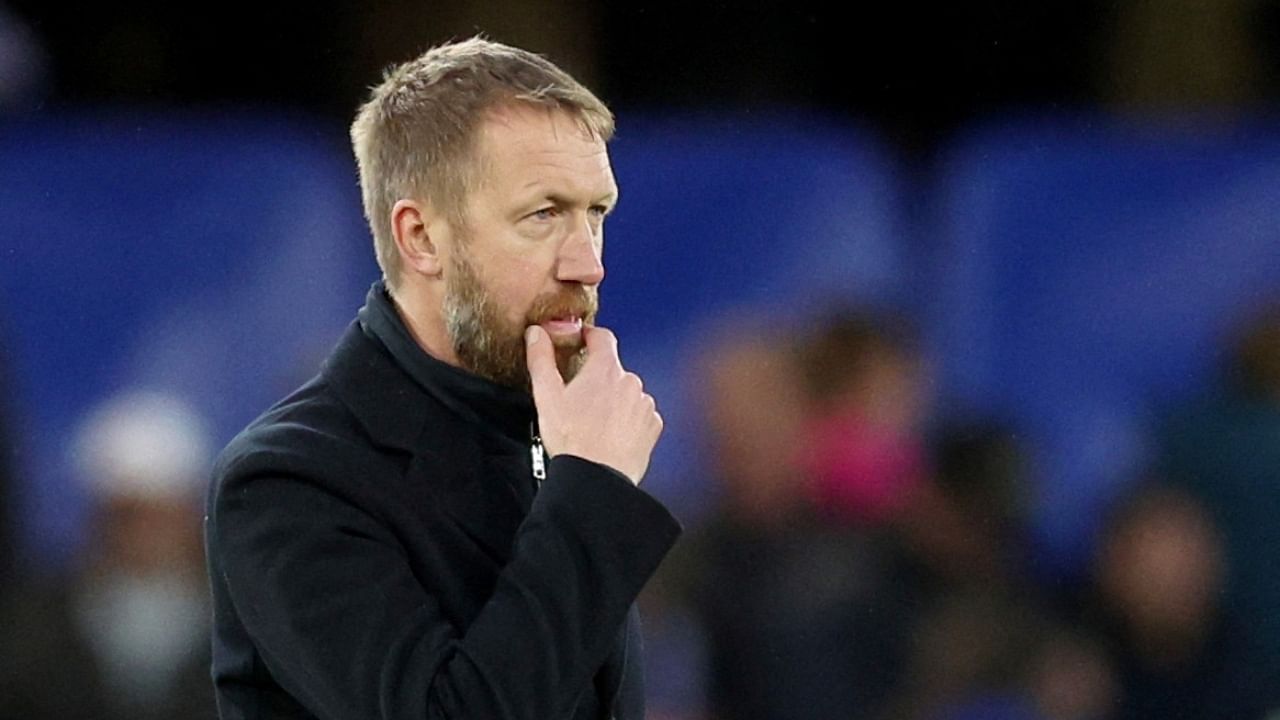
top-left (888, 587), bottom-right (1044, 720)
top-left (799, 310), bottom-right (1026, 591)
top-left (789, 308), bottom-right (1059, 720)
top-left (702, 328), bottom-right (810, 529)
top-left (653, 325), bottom-right (906, 720)
top-left (1158, 302), bottom-right (1280, 686)
top-left (878, 422), bottom-right (1067, 720)
top-left (910, 480), bottom-right (1275, 720)
top-left (1022, 628), bottom-right (1116, 720)
top-left (894, 421), bottom-right (1035, 595)
top-left (800, 309), bottom-right (929, 527)
top-left (0, 390), bottom-right (215, 720)
top-left (1084, 485), bottom-right (1277, 719)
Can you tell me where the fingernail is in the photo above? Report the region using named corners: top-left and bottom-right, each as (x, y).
top-left (525, 326), bottom-right (538, 345)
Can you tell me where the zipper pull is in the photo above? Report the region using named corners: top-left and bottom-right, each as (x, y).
top-left (530, 423), bottom-right (547, 485)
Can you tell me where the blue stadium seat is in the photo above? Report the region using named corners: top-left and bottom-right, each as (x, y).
top-left (926, 116), bottom-right (1280, 576)
top-left (0, 111), bottom-right (376, 565)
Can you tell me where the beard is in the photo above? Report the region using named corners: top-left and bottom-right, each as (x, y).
top-left (443, 248), bottom-right (598, 390)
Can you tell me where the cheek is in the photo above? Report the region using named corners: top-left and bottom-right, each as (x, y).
top-left (488, 257), bottom-right (554, 318)
top-left (467, 222), bottom-right (561, 317)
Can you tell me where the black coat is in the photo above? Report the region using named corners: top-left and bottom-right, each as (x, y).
top-left (205, 283), bottom-right (681, 720)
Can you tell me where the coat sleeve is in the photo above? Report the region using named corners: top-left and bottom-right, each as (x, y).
top-left (210, 450), bottom-right (680, 720)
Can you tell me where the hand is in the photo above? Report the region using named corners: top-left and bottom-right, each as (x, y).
top-left (525, 324), bottom-right (662, 485)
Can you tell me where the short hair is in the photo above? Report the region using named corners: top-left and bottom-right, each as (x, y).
top-left (350, 37), bottom-right (615, 291)
top-left (800, 307), bottom-right (919, 403)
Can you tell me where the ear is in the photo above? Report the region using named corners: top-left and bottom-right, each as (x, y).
top-left (391, 199), bottom-right (446, 278)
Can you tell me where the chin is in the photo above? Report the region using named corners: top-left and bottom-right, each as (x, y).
top-left (556, 347), bottom-right (587, 382)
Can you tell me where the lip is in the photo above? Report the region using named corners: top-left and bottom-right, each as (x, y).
top-left (538, 315), bottom-right (583, 339)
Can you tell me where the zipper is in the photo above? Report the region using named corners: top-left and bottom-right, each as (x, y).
top-left (529, 422), bottom-right (546, 486)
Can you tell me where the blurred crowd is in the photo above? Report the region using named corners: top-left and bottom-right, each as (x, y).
top-left (0, 302), bottom-right (1278, 720)
top-left (3, 300), bottom-right (1277, 719)
top-left (640, 302), bottom-right (1280, 720)
top-left (0, 282), bottom-right (1278, 720)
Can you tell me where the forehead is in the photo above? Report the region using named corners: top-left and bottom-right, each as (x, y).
top-left (473, 104), bottom-right (616, 197)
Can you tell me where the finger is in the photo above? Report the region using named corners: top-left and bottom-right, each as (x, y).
top-left (583, 325), bottom-right (620, 365)
top-left (525, 325), bottom-right (564, 400)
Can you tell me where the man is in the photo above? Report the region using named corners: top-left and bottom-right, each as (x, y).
top-left (2, 390), bottom-right (215, 720)
top-left (205, 38), bottom-right (681, 720)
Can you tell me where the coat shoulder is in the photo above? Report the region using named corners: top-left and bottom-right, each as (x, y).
top-left (211, 375), bottom-right (391, 497)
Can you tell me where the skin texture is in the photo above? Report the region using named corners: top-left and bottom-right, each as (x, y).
top-left (390, 103), bottom-right (661, 484)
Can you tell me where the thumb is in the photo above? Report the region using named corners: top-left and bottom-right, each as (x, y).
top-left (525, 325), bottom-right (564, 402)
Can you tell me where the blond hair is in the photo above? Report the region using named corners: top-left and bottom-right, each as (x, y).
top-left (350, 37), bottom-right (615, 291)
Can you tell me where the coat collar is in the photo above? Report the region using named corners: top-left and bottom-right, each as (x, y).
top-left (320, 318), bottom-right (429, 454)
top-left (356, 281), bottom-right (535, 444)
top-left (320, 282), bottom-right (533, 563)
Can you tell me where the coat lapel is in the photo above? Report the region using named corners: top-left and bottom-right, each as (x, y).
top-left (323, 321), bottom-right (527, 565)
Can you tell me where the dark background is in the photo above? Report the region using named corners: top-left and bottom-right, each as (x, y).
top-left (12, 1), bottom-right (1280, 153)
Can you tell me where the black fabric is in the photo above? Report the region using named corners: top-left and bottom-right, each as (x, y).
top-left (206, 282), bottom-right (681, 720)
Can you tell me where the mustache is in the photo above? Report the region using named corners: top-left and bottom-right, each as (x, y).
top-left (525, 286), bottom-right (598, 324)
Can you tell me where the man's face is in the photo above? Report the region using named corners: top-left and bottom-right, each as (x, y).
top-left (443, 104), bottom-right (617, 389)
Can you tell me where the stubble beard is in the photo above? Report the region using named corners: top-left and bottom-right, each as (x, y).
top-left (443, 248), bottom-right (597, 390)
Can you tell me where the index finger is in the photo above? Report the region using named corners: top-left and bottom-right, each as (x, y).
top-left (525, 325), bottom-right (564, 399)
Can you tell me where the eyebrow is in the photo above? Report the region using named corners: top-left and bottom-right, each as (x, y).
top-left (596, 190), bottom-right (620, 211)
top-left (539, 190), bottom-right (619, 210)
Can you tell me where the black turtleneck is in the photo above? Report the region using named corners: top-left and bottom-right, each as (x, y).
top-left (357, 280), bottom-right (536, 443)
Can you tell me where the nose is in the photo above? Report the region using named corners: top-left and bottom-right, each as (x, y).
top-left (556, 217), bottom-right (605, 285)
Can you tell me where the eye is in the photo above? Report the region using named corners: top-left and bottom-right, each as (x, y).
top-left (588, 205), bottom-right (609, 218)
top-left (529, 206), bottom-right (559, 221)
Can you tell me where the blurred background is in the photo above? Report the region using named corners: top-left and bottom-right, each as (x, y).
top-left (1, 1), bottom-right (1279, 718)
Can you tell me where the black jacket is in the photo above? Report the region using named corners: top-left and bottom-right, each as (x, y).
top-left (205, 282), bottom-right (681, 720)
